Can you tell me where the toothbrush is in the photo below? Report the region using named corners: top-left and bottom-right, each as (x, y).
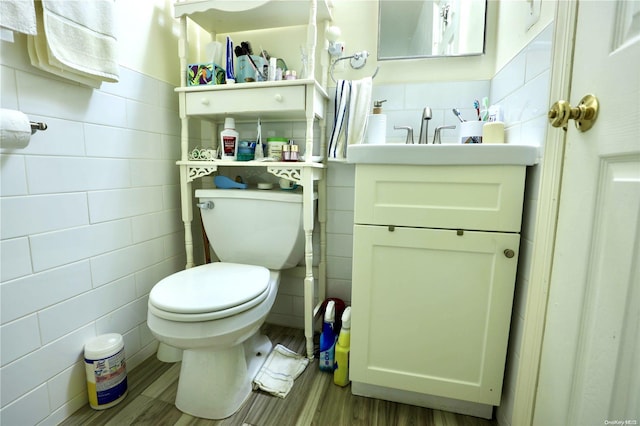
top-left (452, 108), bottom-right (465, 122)
top-left (474, 99), bottom-right (481, 120)
top-left (481, 97), bottom-right (490, 121)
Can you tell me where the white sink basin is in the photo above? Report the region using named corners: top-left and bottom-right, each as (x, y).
top-left (347, 144), bottom-right (539, 166)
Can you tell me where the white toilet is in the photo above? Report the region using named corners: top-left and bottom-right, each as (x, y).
top-left (147, 188), bottom-right (312, 419)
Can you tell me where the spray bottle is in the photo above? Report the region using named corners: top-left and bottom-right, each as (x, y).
top-left (319, 300), bottom-right (337, 372)
top-left (333, 306), bottom-right (351, 386)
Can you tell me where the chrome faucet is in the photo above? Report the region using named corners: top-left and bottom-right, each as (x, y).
top-left (418, 107), bottom-right (432, 144)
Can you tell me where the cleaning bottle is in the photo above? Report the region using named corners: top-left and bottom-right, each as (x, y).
top-left (319, 300), bottom-right (337, 372)
top-left (333, 306), bottom-right (351, 386)
top-left (220, 117), bottom-right (239, 160)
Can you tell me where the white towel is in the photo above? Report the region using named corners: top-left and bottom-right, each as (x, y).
top-left (0, 0), bottom-right (37, 35)
top-left (27, 2), bottom-right (102, 88)
top-left (328, 77), bottom-right (373, 159)
top-left (28, 0), bottom-right (119, 84)
top-left (252, 344), bottom-right (309, 398)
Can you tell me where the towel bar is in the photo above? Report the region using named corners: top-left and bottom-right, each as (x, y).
top-left (330, 50), bottom-right (379, 83)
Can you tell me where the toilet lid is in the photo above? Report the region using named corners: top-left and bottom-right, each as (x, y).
top-left (149, 262), bottom-right (270, 315)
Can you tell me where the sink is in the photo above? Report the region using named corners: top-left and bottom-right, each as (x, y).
top-left (347, 144), bottom-right (539, 166)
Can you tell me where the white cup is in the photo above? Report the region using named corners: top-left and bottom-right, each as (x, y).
top-left (458, 121), bottom-right (484, 144)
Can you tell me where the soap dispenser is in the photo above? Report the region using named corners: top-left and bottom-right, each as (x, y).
top-left (372, 99), bottom-right (387, 114)
top-left (366, 100), bottom-right (387, 144)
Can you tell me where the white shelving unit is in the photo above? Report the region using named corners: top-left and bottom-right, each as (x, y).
top-left (173, 0), bottom-right (333, 358)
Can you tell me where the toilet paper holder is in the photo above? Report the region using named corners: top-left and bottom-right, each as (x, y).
top-left (30, 121), bottom-right (48, 134)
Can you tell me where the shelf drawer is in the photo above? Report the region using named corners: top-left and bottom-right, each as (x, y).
top-left (185, 85), bottom-right (306, 116)
top-left (354, 164), bottom-right (526, 232)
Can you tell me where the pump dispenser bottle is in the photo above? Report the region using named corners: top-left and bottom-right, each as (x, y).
top-left (366, 100), bottom-right (387, 144)
top-left (319, 301), bottom-right (337, 372)
top-left (334, 306), bottom-right (351, 386)
top-left (220, 117), bottom-right (239, 160)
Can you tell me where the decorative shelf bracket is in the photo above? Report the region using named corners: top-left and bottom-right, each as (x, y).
top-left (188, 165), bottom-right (218, 182)
top-left (267, 167), bottom-right (302, 184)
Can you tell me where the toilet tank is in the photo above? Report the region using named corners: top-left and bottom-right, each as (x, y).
top-left (195, 188), bottom-right (317, 270)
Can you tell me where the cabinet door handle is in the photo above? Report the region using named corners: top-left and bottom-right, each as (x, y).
top-left (274, 93), bottom-right (283, 102)
top-left (201, 98), bottom-right (210, 105)
top-left (504, 249), bottom-right (515, 258)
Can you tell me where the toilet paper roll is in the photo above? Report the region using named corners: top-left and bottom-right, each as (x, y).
top-left (365, 114), bottom-right (386, 144)
top-left (1, 109), bottom-right (31, 149)
top-left (483, 121), bottom-right (505, 144)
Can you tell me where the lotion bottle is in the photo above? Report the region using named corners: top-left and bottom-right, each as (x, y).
top-left (220, 117), bottom-right (239, 160)
top-left (319, 301), bottom-right (337, 372)
top-left (333, 306), bottom-right (351, 386)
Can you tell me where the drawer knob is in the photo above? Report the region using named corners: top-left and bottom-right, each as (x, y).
top-left (504, 249), bottom-right (515, 259)
top-left (274, 94), bottom-right (283, 102)
top-left (201, 98), bottom-right (210, 105)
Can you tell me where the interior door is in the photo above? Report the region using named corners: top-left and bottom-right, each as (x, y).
top-left (533, 1), bottom-right (640, 424)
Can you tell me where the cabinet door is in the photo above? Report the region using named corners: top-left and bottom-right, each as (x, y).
top-left (350, 225), bottom-right (520, 406)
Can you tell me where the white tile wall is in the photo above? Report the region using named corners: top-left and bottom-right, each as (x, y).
top-left (0, 33), bottom-right (185, 425)
top-left (494, 23), bottom-right (553, 426)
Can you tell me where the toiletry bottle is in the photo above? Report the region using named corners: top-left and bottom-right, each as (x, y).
top-left (319, 301), bottom-right (337, 372)
top-left (220, 117), bottom-right (239, 160)
top-left (333, 306), bottom-right (351, 386)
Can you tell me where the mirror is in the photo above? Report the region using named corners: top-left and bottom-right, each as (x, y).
top-left (378, 0), bottom-right (487, 59)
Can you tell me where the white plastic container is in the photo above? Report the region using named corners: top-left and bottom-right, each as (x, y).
top-left (84, 333), bottom-right (128, 410)
top-left (458, 121), bottom-right (484, 144)
top-left (220, 117), bottom-right (239, 160)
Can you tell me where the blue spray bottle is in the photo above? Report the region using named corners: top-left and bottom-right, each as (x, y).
top-left (319, 300), bottom-right (337, 372)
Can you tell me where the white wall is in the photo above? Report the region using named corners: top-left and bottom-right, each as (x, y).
top-left (0, 8), bottom-right (198, 423)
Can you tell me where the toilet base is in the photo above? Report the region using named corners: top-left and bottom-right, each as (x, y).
top-left (175, 332), bottom-right (272, 419)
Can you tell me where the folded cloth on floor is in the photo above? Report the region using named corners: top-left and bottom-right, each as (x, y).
top-left (328, 77), bottom-right (372, 159)
top-left (252, 344), bottom-right (309, 398)
top-left (0, 0), bottom-right (37, 35)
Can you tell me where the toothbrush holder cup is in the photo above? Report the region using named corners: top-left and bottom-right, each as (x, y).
top-left (458, 121), bottom-right (484, 144)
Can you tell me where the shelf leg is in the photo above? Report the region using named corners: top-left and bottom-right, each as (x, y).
top-left (318, 171), bottom-right (327, 304)
top-left (180, 166), bottom-right (194, 269)
top-left (302, 168), bottom-right (316, 359)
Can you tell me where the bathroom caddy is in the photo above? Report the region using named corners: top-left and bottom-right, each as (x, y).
top-left (173, 0), bottom-right (333, 358)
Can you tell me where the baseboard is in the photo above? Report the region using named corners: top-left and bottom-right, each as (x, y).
top-left (351, 381), bottom-right (494, 420)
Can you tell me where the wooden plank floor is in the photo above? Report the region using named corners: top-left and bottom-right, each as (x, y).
top-left (62, 324), bottom-right (496, 426)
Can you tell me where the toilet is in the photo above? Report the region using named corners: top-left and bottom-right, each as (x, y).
top-left (147, 188), bottom-right (313, 419)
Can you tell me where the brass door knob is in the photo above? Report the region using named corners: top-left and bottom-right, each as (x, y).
top-left (504, 249), bottom-right (515, 259)
top-left (548, 94), bottom-right (599, 132)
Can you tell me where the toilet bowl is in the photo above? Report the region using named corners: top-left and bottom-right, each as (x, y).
top-left (148, 262), bottom-right (279, 419)
top-left (147, 188), bottom-right (313, 419)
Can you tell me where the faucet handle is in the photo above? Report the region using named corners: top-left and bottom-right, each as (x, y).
top-left (393, 125), bottom-right (414, 144)
top-left (432, 125), bottom-right (457, 144)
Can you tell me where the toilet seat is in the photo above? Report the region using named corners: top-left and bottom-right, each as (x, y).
top-left (149, 262), bottom-right (271, 322)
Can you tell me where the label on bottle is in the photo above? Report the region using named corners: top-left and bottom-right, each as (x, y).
top-left (222, 135), bottom-right (237, 156)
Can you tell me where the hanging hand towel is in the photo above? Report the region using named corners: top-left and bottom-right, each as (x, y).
top-left (0, 0), bottom-right (37, 35)
top-left (328, 77), bottom-right (372, 159)
top-left (252, 344), bottom-right (309, 398)
top-left (27, 2), bottom-right (101, 88)
top-left (37, 0), bottom-right (119, 83)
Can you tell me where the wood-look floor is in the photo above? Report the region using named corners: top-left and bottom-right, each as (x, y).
top-left (61, 324), bottom-right (497, 426)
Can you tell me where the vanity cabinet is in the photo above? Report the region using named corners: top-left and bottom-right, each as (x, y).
top-left (173, 0), bottom-right (333, 358)
top-left (350, 164), bottom-right (526, 415)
